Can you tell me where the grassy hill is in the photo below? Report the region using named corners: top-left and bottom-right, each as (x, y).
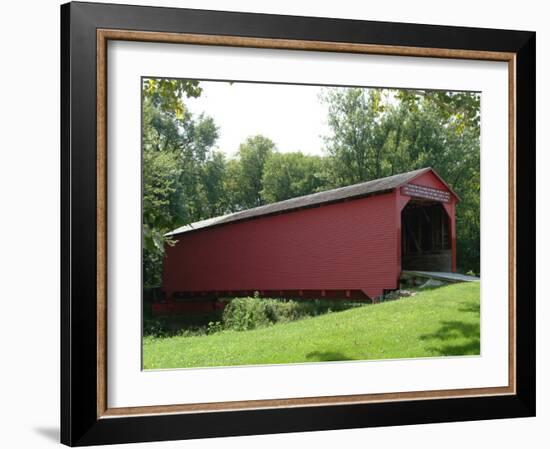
top-left (143, 282), bottom-right (480, 369)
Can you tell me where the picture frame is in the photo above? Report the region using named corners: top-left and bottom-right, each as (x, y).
top-left (60, 1), bottom-right (535, 446)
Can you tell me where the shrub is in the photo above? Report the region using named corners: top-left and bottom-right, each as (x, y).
top-left (264, 299), bottom-right (303, 323)
top-left (207, 320), bottom-right (224, 334)
top-left (143, 318), bottom-right (173, 338)
top-left (222, 296), bottom-right (272, 331)
top-left (143, 310), bottom-right (225, 338)
top-left (221, 294), bottom-right (366, 331)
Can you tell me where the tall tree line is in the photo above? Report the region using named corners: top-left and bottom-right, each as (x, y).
top-left (142, 80), bottom-right (480, 287)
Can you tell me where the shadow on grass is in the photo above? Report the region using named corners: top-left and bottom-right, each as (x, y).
top-left (305, 351), bottom-right (352, 362)
top-left (420, 320), bottom-right (480, 356)
top-left (458, 302), bottom-right (481, 314)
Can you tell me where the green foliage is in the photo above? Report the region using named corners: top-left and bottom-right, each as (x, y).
top-left (222, 296), bottom-right (273, 331)
top-left (261, 152), bottom-right (330, 202)
top-left (201, 151), bottom-right (231, 217)
top-left (143, 282), bottom-right (480, 369)
top-left (229, 135), bottom-right (275, 209)
top-left (142, 78), bottom-right (202, 120)
top-left (143, 317), bottom-right (175, 339)
top-left (143, 311), bottom-right (225, 338)
top-left (322, 88), bottom-right (386, 184)
top-left (207, 321), bottom-right (224, 334)
top-left (142, 79), bottom-right (227, 287)
top-left (397, 89), bottom-right (480, 130)
top-left (142, 114), bottom-right (185, 287)
top-left (222, 295), bottom-right (364, 332)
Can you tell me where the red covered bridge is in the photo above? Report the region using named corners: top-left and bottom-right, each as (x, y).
top-left (156, 167), bottom-right (459, 314)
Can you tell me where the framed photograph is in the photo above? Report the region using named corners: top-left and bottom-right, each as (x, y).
top-left (61, 2), bottom-right (535, 446)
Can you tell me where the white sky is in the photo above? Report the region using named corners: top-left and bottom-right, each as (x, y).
top-left (185, 81), bottom-right (330, 158)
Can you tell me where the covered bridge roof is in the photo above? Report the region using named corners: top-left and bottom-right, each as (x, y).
top-left (166, 167), bottom-right (455, 237)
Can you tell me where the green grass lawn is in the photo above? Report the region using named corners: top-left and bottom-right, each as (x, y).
top-left (143, 282), bottom-right (480, 369)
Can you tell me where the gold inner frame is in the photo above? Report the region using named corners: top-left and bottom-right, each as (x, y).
top-left (96, 29), bottom-right (517, 419)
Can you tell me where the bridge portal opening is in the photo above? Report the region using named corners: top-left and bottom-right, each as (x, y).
top-left (401, 201), bottom-right (451, 272)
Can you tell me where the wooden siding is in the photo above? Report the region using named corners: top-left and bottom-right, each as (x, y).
top-left (163, 192), bottom-right (399, 299)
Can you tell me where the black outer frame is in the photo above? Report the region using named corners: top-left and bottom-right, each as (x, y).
top-left (60, 1), bottom-right (535, 446)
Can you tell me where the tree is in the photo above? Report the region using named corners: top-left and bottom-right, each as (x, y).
top-left (142, 78), bottom-right (202, 120)
top-left (321, 88), bottom-right (385, 185)
top-left (142, 78), bottom-right (224, 287)
top-left (200, 151), bottom-right (231, 217)
top-left (142, 150), bottom-right (182, 286)
top-left (230, 135), bottom-right (275, 209)
top-left (261, 152), bottom-right (329, 203)
top-left (177, 114), bottom-right (221, 222)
